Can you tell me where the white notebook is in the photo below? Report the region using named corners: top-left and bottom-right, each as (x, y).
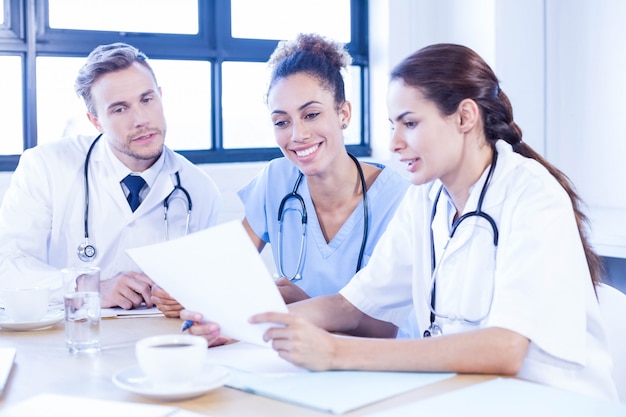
top-left (0, 347), bottom-right (16, 393)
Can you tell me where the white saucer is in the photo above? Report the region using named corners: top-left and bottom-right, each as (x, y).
top-left (0, 309), bottom-right (64, 331)
top-left (112, 364), bottom-right (230, 401)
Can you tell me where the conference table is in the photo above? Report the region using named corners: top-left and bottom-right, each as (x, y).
top-left (0, 314), bottom-right (494, 416)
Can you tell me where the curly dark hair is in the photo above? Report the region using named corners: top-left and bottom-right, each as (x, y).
top-left (266, 33), bottom-right (351, 109)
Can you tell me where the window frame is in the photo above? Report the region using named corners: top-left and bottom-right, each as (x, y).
top-left (0, 0), bottom-right (370, 171)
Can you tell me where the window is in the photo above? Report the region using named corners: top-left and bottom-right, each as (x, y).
top-left (0, 56), bottom-right (23, 155)
top-left (48, 0), bottom-right (199, 34)
top-left (0, 0), bottom-right (369, 171)
top-left (230, 0), bottom-right (351, 42)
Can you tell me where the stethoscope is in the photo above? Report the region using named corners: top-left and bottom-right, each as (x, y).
top-left (77, 134), bottom-right (193, 262)
top-left (276, 153), bottom-right (369, 280)
top-left (423, 151), bottom-right (499, 337)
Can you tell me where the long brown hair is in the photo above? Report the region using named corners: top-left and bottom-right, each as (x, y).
top-left (391, 43), bottom-right (603, 287)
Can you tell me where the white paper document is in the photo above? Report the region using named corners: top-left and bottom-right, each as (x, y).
top-left (0, 393), bottom-right (204, 417)
top-left (0, 347), bottom-right (16, 393)
top-left (366, 377), bottom-right (626, 417)
top-left (228, 366), bottom-right (454, 414)
top-left (101, 305), bottom-right (163, 318)
top-left (203, 341), bottom-right (454, 415)
top-left (126, 220), bottom-right (288, 346)
top-left (205, 341), bottom-right (307, 376)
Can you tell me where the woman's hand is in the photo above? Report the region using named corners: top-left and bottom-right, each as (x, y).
top-left (275, 278), bottom-right (310, 304)
top-left (250, 311), bottom-right (338, 371)
top-left (151, 284), bottom-right (184, 318)
top-left (179, 309), bottom-right (231, 347)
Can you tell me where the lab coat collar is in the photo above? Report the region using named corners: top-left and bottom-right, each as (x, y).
top-left (428, 140), bottom-right (514, 257)
top-left (131, 147), bottom-right (183, 216)
top-left (99, 137), bottom-right (165, 187)
top-left (87, 138), bottom-right (183, 216)
top-left (431, 140), bottom-right (516, 220)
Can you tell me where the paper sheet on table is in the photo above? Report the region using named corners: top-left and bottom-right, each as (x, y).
top-left (101, 305), bottom-right (163, 318)
top-left (203, 341), bottom-right (454, 415)
top-left (0, 347), bottom-right (16, 393)
top-left (365, 377), bottom-right (626, 417)
top-left (205, 341), bottom-right (307, 376)
top-left (126, 220), bottom-right (287, 347)
top-left (0, 393), bottom-right (203, 416)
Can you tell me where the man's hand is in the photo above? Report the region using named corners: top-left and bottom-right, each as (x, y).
top-left (100, 271), bottom-right (154, 309)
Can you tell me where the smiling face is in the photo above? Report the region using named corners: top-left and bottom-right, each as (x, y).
top-left (387, 79), bottom-right (466, 188)
top-left (267, 73), bottom-right (350, 177)
top-left (87, 62), bottom-right (166, 172)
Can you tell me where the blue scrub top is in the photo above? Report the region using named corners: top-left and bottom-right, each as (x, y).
top-left (238, 157), bottom-right (410, 297)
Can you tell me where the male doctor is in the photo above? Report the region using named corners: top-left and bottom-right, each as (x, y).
top-left (0, 42), bottom-right (221, 317)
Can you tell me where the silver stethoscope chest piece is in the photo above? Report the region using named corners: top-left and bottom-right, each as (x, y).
top-left (423, 322), bottom-right (442, 338)
top-left (77, 239), bottom-right (97, 262)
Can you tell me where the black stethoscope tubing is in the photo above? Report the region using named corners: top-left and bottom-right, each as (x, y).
top-left (423, 151), bottom-right (499, 337)
top-left (77, 134), bottom-right (192, 262)
top-left (276, 153), bottom-right (369, 280)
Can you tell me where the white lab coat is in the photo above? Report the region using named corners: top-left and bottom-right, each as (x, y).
top-left (340, 140), bottom-right (618, 400)
top-left (0, 135), bottom-right (222, 293)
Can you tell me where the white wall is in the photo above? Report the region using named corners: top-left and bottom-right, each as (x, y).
top-left (370, 0), bottom-right (545, 161)
top-left (372, 0), bottom-right (626, 259)
top-left (545, 0), bottom-right (626, 258)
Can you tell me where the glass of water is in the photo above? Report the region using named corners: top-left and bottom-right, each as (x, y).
top-left (62, 266), bottom-right (101, 355)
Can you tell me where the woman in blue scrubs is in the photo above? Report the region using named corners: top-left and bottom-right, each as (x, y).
top-left (238, 33), bottom-right (411, 336)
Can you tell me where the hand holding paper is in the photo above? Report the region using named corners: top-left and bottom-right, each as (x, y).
top-left (126, 221), bottom-right (288, 346)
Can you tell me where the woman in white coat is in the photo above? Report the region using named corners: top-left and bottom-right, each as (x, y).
top-left (183, 43), bottom-right (617, 400)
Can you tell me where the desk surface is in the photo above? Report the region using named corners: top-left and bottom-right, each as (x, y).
top-left (0, 316), bottom-right (493, 416)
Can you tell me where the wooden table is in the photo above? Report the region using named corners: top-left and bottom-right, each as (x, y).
top-left (0, 315), bottom-right (493, 416)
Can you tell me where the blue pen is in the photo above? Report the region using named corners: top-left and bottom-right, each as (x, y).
top-left (180, 320), bottom-right (193, 332)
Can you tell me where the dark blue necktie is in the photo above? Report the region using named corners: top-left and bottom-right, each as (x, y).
top-left (122, 175), bottom-right (146, 212)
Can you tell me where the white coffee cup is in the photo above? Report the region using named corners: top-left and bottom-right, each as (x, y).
top-left (136, 334), bottom-right (208, 387)
top-left (0, 287), bottom-right (50, 322)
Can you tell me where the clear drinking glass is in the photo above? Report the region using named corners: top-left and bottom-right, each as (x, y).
top-left (62, 266), bottom-right (101, 355)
